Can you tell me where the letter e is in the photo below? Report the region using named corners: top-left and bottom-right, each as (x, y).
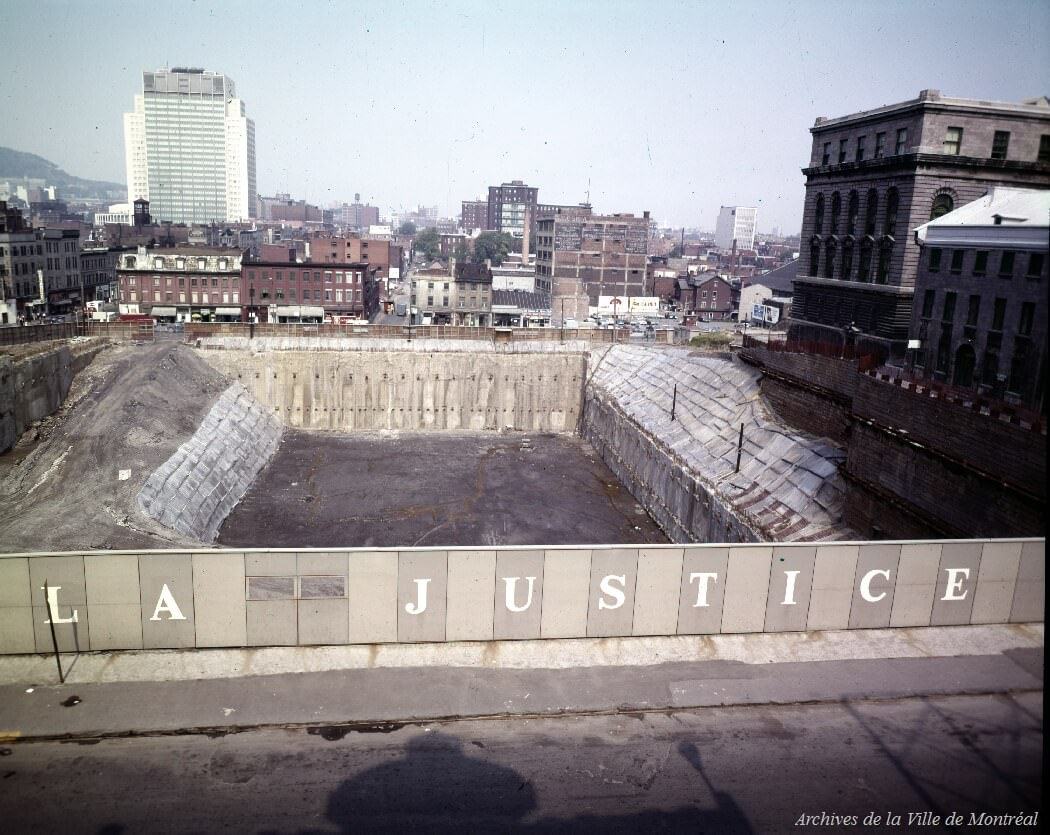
top-left (940, 568), bottom-right (971, 601)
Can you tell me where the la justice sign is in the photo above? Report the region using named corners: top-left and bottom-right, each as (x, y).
top-left (41, 567), bottom-right (978, 624)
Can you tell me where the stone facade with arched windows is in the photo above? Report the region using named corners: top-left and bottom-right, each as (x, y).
top-left (792, 90), bottom-right (1050, 361)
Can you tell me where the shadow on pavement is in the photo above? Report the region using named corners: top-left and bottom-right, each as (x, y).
top-left (284, 732), bottom-right (754, 834)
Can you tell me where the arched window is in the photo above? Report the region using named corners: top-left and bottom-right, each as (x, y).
top-left (810, 241), bottom-right (821, 276)
top-left (876, 242), bottom-right (892, 284)
top-left (883, 188), bottom-right (899, 238)
top-left (865, 190), bottom-right (879, 237)
top-left (824, 241), bottom-right (837, 279)
top-left (846, 191), bottom-right (859, 237)
top-left (858, 243), bottom-right (873, 282)
top-left (930, 193), bottom-right (954, 220)
top-left (842, 240), bottom-right (854, 281)
top-left (814, 194), bottom-right (825, 234)
top-left (830, 192), bottom-right (841, 235)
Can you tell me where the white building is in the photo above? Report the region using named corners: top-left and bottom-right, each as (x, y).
top-left (123, 68), bottom-right (257, 225)
top-left (714, 206), bottom-right (758, 251)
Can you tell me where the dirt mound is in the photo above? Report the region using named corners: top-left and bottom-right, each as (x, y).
top-left (0, 338), bottom-right (231, 553)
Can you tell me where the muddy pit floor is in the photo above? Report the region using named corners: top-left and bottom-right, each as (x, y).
top-left (218, 429), bottom-right (668, 549)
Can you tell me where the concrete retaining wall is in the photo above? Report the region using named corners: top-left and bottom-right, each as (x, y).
top-left (137, 382), bottom-right (283, 542)
top-left (199, 349), bottom-right (586, 433)
top-left (0, 341), bottom-right (107, 453)
top-left (0, 539), bottom-right (1041, 654)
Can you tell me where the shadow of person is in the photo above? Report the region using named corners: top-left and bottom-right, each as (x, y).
top-left (325, 731), bottom-right (536, 834)
top-left (674, 739), bottom-right (754, 834)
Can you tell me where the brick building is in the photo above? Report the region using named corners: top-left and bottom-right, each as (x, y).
top-left (460, 200), bottom-right (488, 232)
top-left (790, 90), bottom-right (1050, 361)
top-left (487, 180), bottom-right (538, 242)
top-left (307, 234), bottom-right (403, 280)
top-left (535, 206), bottom-right (650, 325)
top-left (117, 246), bottom-right (244, 321)
top-left (244, 259), bottom-right (375, 322)
top-left (910, 187), bottom-right (1048, 411)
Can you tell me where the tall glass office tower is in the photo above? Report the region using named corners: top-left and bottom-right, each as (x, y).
top-left (124, 68), bottom-right (256, 225)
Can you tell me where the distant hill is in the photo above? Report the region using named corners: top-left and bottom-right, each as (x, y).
top-left (0, 147), bottom-right (125, 201)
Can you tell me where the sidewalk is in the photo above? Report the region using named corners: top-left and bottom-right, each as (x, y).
top-left (0, 624), bottom-right (1041, 742)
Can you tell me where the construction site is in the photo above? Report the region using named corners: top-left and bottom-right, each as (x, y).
top-left (0, 325), bottom-right (852, 554)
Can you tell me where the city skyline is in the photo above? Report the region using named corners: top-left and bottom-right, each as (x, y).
top-left (2, 0), bottom-right (1048, 231)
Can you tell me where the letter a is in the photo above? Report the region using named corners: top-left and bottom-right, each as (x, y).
top-left (598, 575), bottom-right (626, 610)
top-left (150, 584), bottom-right (187, 621)
top-left (503, 577), bottom-right (536, 613)
top-left (405, 578), bottom-right (430, 615)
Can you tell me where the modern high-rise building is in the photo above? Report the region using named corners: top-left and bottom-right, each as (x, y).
top-left (714, 206), bottom-right (758, 251)
top-left (123, 68), bottom-right (257, 225)
top-left (487, 181), bottom-right (538, 241)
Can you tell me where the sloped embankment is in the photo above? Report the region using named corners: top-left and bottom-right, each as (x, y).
top-left (138, 382), bottom-right (282, 542)
top-left (583, 345), bottom-right (854, 542)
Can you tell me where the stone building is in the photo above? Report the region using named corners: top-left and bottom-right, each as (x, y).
top-left (535, 207), bottom-right (650, 325)
top-left (910, 187), bottom-right (1048, 411)
top-left (790, 90), bottom-right (1050, 361)
top-left (410, 261), bottom-right (492, 326)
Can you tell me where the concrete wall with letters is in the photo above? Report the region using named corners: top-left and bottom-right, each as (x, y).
top-left (0, 539), bottom-right (1042, 655)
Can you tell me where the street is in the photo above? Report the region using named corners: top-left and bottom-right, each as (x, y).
top-left (0, 693), bottom-right (1040, 833)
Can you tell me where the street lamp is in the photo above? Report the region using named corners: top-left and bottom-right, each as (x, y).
top-left (249, 284), bottom-right (255, 339)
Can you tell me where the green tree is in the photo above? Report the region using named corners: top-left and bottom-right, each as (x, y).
top-left (413, 227), bottom-right (441, 262)
top-left (454, 241), bottom-right (471, 263)
top-left (471, 231), bottom-right (515, 266)
top-left (399, 221), bottom-right (417, 236)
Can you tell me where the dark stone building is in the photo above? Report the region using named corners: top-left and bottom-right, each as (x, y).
top-left (790, 90), bottom-right (1050, 362)
top-left (910, 188), bottom-right (1047, 412)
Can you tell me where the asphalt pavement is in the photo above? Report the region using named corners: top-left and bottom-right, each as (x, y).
top-left (0, 624), bottom-right (1041, 742)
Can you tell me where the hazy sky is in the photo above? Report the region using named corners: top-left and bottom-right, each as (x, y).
top-left (2, 0), bottom-right (1048, 231)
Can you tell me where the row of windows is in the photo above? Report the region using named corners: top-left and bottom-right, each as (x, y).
top-left (928, 248), bottom-right (1044, 279)
top-left (810, 240), bottom-right (894, 284)
top-left (920, 289), bottom-right (1035, 336)
top-left (812, 188), bottom-right (901, 238)
top-left (823, 128), bottom-right (1050, 165)
top-left (247, 270), bottom-right (363, 283)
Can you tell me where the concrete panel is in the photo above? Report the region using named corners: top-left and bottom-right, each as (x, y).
top-left (1010, 540), bottom-right (1045, 623)
top-left (29, 556), bottom-right (88, 652)
top-left (930, 543), bottom-right (982, 626)
top-left (587, 549), bottom-right (638, 638)
top-left (0, 608), bottom-right (35, 654)
top-left (397, 551), bottom-right (447, 643)
top-left (446, 551), bottom-right (496, 642)
top-left (247, 600), bottom-right (297, 645)
top-left (720, 546), bottom-right (772, 634)
top-left (633, 548), bottom-right (684, 636)
top-left (139, 553), bottom-right (195, 649)
top-left (849, 544), bottom-right (901, 629)
top-left (889, 543), bottom-right (941, 627)
top-left (765, 546), bottom-right (815, 632)
top-left (0, 558), bottom-right (30, 607)
top-left (677, 547), bottom-right (729, 635)
top-left (298, 598), bottom-right (349, 645)
top-left (245, 552), bottom-right (297, 576)
top-left (540, 549), bottom-right (591, 639)
top-left (192, 552), bottom-right (247, 647)
top-left (87, 605), bottom-right (144, 650)
top-left (808, 545), bottom-right (858, 631)
top-left (493, 551), bottom-right (544, 641)
top-left (83, 554), bottom-right (142, 650)
top-left (971, 542), bottom-right (1023, 624)
top-left (348, 552), bottom-right (398, 644)
top-left (298, 552), bottom-right (349, 576)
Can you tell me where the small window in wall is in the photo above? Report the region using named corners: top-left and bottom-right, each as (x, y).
top-left (855, 135), bottom-right (866, 161)
top-left (874, 132), bottom-right (886, 158)
top-left (974, 251), bottom-right (988, 275)
top-left (998, 251), bottom-right (1015, 277)
top-left (247, 577), bottom-right (295, 600)
top-left (838, 138), bottom-right (847, 163)
top-left (943, 127), bottom-right (963, 155)
top-left (1018, 301), bottom-right (1035, 336)
top-left (921, 289), bottom-right (936, 318)
top-left (991, 131), bottom-right (1010, 160)
top-left (814, 194), bottom-right (825, 233)
top-left (895, 128), bottom-right (908, 155)
top-left (1039, 135), bottom-right (1050, 163)
top-left (821, 142), bottom-right (831, 165)
top-left (992, 297), bottom-right (1007, 331)
top-left (966, 295), bottom-right (980, 326)
top-left (942, 291), bottom-right (956, 322)
top-left (1026, 252), bottom-right (1044, 279)
top-left (950, 250), bottom-right (964, 274)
